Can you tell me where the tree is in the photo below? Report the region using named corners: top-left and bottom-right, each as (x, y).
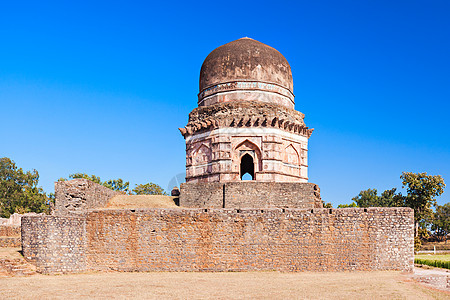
top-left (349, 188), bottom-right (403, 208)
top-left (0, 157), bottom-right (50, 217)
top-left (337, 202), bottom-right (357, 208)
top-left (65, 173), bottom-right (130, 193)
top-left (352, 188), bottom-right (379, 207)
top-left (432, 203), bottom-right (450, 242)
top-left (68, 173), bottom-right (102, 185)
top-left (61, 173), bottom-right (164, 195)
top-left (401, 172), bottom-right (446, 237)
top-left (103, 179), bottom-right (129, 193)
top-left (132, 183), bottom-right (167, 195)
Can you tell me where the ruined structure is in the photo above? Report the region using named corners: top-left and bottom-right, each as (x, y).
top-left (20, 38), bottom-right (414, 274)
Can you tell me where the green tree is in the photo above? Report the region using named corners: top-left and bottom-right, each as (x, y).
top-left (352, 188), bottom-right (379, 207)
top-left (132, 183), bottom-right (167, 195)
top-left (401, 172), bottom-right (446, 236)
top-left (0, 157), bottom-right (50, 217)
top-left (69, 173), bottom-right (102, 184)
top-left (349, 188), bottom-right (403, 208)
top-left (103, 179), bottom-right (129, 193)
top-left (65, 173), bottom-right (130, 193)
top-left (432, 203), bottom-right (450, 242)
top-left (337, 202), bottom-right (357, 208)
top-left (379, 188), bottom-right (404, 207)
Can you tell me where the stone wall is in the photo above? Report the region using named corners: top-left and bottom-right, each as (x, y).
top-left (180, 182), bottom-right (322, 209)
top-left (0, 225), bottom-right (21, 247)
top-left (21, 215), bottom-right (86, 274)
top-left (22, 207), bottom-right (414, 273)
top-left (55, 179), bottom-right (121, 215)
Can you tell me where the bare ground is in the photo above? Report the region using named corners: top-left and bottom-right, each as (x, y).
top-left (105, 195), bottom-right (178, 209)
top-left (0, 271), bottom-right (449, 299)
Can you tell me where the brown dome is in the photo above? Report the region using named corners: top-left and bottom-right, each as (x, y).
top-left (199, 38), bottom-right (293, 94)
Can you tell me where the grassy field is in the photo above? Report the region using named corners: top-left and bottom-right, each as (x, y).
top-left (416, 254), bottom-right (450, 270)
top-left (0, 271), bottom-right (448, 299)
top-left (416, 254), bottom-right (450, 262)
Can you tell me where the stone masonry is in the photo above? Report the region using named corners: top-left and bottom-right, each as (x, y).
top-left (55, 178), bottom-right (121, 216)
top-left (180, 181), bottom-right (322, 208)
top-left (21, 215), bottom-right (86, 273)
top-left (21, 207), bottom-right (414, 274)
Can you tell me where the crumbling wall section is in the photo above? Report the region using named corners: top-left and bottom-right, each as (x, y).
top-left (54, 179), bottom-right (121, 215)
top-left (21, 215), bottom-right (86, 273)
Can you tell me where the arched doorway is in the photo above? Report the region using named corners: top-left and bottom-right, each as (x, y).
top-left (240, 153), bottom-right (254, 180)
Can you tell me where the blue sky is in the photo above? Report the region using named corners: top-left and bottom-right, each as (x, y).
top-left (1, 0), bottom-right (449, 206)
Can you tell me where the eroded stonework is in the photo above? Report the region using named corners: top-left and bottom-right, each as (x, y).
top-left (55, 179), bottom-right (121, 216)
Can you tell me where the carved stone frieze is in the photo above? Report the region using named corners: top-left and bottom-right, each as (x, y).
top-left (179, 101), bottom-right (314, 138)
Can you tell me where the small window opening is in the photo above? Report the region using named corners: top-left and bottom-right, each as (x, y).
top-left (240, 153), bottom-right (255, 180)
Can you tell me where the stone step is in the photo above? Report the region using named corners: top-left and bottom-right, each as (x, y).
top-left (0, 258), bottom-right (36, 277)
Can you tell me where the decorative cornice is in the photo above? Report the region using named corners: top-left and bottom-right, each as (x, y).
top-left (179, 116), bottom-right (313, 138)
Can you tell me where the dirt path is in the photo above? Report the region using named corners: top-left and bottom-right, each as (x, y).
top-left (0, 271), bottom-right (448, 299)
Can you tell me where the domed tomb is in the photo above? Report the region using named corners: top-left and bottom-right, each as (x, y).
top-left (198, 38), bottom-right (295, 109)
top-left (179, 38), bottom-right (320, 210)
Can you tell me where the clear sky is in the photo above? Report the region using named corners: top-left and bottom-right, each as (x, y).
top-left (1, 0), bottom-right (449, 207)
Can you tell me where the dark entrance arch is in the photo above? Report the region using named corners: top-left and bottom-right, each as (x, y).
top-left (240, 153), bottom-right (255, 180)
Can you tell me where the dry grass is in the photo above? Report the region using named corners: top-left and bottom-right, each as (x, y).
top-left (0, 271), bottom-right (448, 299)
top-left (105, 195), bottom-right (178, 209)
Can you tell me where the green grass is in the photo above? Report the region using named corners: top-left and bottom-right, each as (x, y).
top-left (415, 254), bottom-right (450, 269)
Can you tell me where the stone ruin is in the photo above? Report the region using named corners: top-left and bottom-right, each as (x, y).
top-left (20, 38), bottom-right (414, 274)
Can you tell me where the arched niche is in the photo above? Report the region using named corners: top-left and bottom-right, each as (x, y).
top-left (192, 144), bottom-right (212, 175)
top-left (240, 153), bottom-right (254, 180)
top-left (283, 144), bottom-right (300, 165)
top-left (234, 139), bottom-right (262, 180)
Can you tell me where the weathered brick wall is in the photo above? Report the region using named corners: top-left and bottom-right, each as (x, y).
top-left (55, 179), bottom-right (121, 216)
top-left (0, 225), bottom-right (21, 247)
top-left (180, 182), bottom-right (322, 208)
top-left (0, 225), bottom-right (20, 237)
top-left (21, 207), bottom-right (414, 273)
top-left (85, 207), bottom-right (413, 272)
top-left (180, 182), bottom-right (224, 207)
top-left (21, 216), bottom-right (86, 273)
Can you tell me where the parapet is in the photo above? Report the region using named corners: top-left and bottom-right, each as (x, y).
top-left (180, 181), bottom-right (322, 209)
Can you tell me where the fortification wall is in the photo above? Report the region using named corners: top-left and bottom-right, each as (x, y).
top-left (22, 207), bottom-right (414, 273)
top-left (21, 216), bottom-right (86, 273)
top-left (54, 179), bottom-right (121, 215)
top-left (180, 182), bottom-right (322, 208)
